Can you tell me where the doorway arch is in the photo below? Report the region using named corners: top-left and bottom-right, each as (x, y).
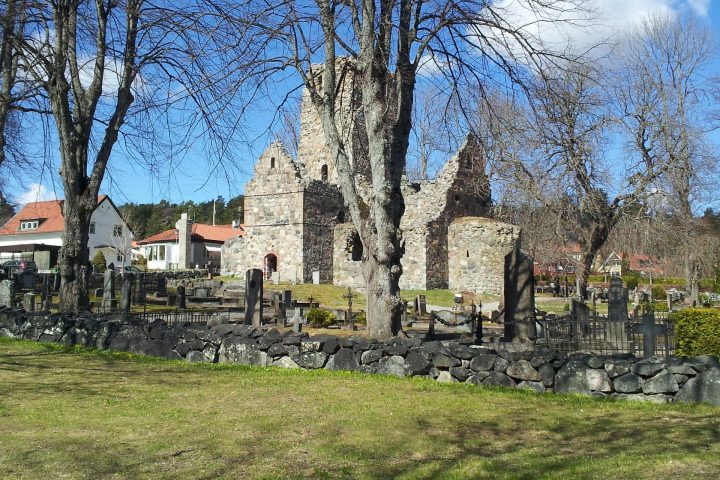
top-left (264, 254), bottom-right (278, 279)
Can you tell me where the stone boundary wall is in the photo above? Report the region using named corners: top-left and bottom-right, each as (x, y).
top-left (1, 307), bottom-right (718, 405)
top-left (89, 270), bottom-right (208, 291)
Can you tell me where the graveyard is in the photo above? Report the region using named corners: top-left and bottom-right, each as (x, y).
top-left (1, 337), bottom-right (719, 480)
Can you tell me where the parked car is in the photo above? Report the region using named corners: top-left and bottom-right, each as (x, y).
top-left (1, 259), bottom-right (38, 279)
top-left (116, 265), bottom-right (141, 274)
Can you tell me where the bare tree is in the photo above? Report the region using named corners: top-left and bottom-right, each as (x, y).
top-left (19, 1), bottom-right (246, 312)
top-left (229, 0), bottom-right (589, 337)
top-left (614, 12), bottom-right (717, 300)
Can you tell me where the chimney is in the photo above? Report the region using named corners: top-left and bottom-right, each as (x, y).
top-left (175, 213), bottom-right (193, 269)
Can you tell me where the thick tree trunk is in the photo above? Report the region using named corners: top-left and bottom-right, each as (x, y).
top-left (58, 193), bottom-right (94, 313)
top-left (362, 255), bottom-right (403, 338)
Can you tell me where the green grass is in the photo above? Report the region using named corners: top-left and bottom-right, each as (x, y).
top-left (262, 283), bottom-right (498, 309)
top-left (1, 338), bottom-right (719, 479)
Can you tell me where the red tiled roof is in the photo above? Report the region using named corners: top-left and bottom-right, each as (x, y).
top-left (137, 223), bottom-right (243, 245)
top-left (0, 196), bottom-right (114, 237)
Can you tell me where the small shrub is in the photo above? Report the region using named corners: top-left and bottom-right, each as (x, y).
top-left (307, 308), bottom-right (336, 328)
top-left (651, 302), bottom-right (669, 312)
top-left (354, 311), bottom-right (366, 325)
top-left (91, 250), bottom-right (107, 274)
top-left (673, 308), bottom-right (720, 357)
top-left (651, 285), bottom-right (667, 301)
top-left (625, 275), bottom-right (640, 291)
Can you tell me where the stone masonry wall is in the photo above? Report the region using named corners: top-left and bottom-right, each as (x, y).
top-left (332, 223), bottom-right (364, 289)
top-left (302, 181), bottom-right (344, 283)
top-left (2, 307), bottom-right (719, 405)
top-left (448, 218), bottom-right (520, 295)
top-left (224, 143), bottom-right (305, 282)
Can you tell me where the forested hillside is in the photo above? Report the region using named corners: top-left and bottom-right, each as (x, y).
top-left (120, 195), bottom-right (243, 240)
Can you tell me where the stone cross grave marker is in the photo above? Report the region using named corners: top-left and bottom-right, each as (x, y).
top-left (177, 285), bottom-right (187, 309)
top-left (102, 269), bottom-right (116, 310)
top-left (291, 307), bottom-right (304, 333)
top-left (342, 287), bottom-right (358, 330)
top-left (23, 292), bottom-right (35, 312)
top-left (244, 268), bottom-right (263, 327)
top-left (635, 310), bottom-right (664, 359)
top-left (415, 295), bottom-right (427, 315)
top-left (607, 277), bottom-right (628, 323)
top-left (1, 279), bottom-right (16, 308)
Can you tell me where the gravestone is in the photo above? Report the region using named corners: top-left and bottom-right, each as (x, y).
top-left (177, 285), bottom-right (187, 309)
top-left (156, 277), bottom-right (167, 297)
top-left (312, 270), bottom-right (320, 285)
top-left (270, 271), bottom-right (280, 285)
top-left (291, 307), bottom-right (304, 333)
top-left (136, 273), bottom-right (147, 304)
top-left (284, 290), bottom-right (292, 310)
top-left (53, 272), bottom-right (61, 291)
top-left (0, 280), bottom-right (15, 307)
top-left (23, 292), bottom-right (35, 312)
top-left (571, 299), bottom-right (590, 337)
top-left (166, 293), bottom-right (176, 306)
top-left (667, 294), bottom-right (672, 312)
top-left (607, 277), bottom-right (628, 323)
top-left (415, 295), bottom-right (427, 315)
top-left (41, 275), bottom-right (51, 310)
top-left (274, 292), bottom-right (286, 327)
top-left (244, 268), bottom-right (263, 327)
top-left (121, 274), bottom-right (133, 317)
top-left (195, 287), bottom-right (209, 298)
top-left (102, 269), bottom-right (116, 310)
top-left (503, 244), bottom-right (536, 341)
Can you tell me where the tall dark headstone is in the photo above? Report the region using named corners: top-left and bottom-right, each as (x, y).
top-left (53, 272), bottom-right (61, 292)
top-left (23, 292), bottom-right (35, 312)
top-left (102, 269), bottom-right (116, 310)
top-left (156, 277), bottom-right (168, 297)
top-left (121, 274), bottom-right (133, 317)
top-left (284, 289), bottom-right (292, 310)
top-left (503, 243), bottom-right (536, 342)
top-left (274, 292), bottom-right (287, 327)
top-left (244, 268), bottom-right (263, 327)
top-left (607, 277), bottom-right (628, 323)
top-left (41, 275), bottom-right (51, 309)
top-left (136, 272), bottom-right (147, 304)
top-left (177, 285), bottom-right (187, 309)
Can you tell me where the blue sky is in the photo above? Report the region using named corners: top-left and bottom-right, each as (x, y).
top-left (5, 0), bottom-right (720, 209)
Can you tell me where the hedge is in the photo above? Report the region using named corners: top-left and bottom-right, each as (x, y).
top-left (673, 308), bottom-right (720, 357)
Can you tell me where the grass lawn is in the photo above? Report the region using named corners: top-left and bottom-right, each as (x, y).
top-left (1, 339), bottom-right (719, 479)
top-left (262, 283), bottom-right (499, 310)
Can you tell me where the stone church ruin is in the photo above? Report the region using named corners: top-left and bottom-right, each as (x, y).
top-left (222, 61), bottom-right (525, 294)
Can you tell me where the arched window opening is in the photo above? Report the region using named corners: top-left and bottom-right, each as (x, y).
top-left (270, 157), bottom-right (276, 169)
top-left (321, 164), bottom-right (328, 182)
top-left (337, 211), bottom-right (346, 224)
top-left (264, 254), bottom-right (277, 279)
top-left (466, 250), bottom-right (470, 258)
top-left (351, 232), bottom-right (363, 261)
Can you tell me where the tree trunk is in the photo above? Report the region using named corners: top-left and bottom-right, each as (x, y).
top-left (58, 193), bottom-right (94, 313)
top-left (362, 254), bottom-right (403, 338)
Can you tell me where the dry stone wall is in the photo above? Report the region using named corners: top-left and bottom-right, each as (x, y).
top-left (2, 307), bottom-right (719, 405)
top-left (448, 218), bottom-right (521, 295)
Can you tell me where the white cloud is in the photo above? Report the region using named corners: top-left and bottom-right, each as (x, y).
top-left (490, 0), bottom-right (708, 60)
top-left (17, 183), bottom-right (56, 206)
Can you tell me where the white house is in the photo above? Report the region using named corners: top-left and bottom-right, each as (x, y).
top-left (0, 196), bottom-right (132, 270)
top-left (137, 213), bottom-right (242, 271)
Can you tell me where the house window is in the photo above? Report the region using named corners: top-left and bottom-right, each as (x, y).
top-left (116, 255), bottom-right (122, 262)
top-left (113, 225), bottom-right (123, 236)
top-left (89, 222), bottom-right (95, 234)
top-left (270, 157), bottom-right (276, 169)
top-left (19, 220), bottom-right (39, 230)
top-left (158, 245), bottom-right (165, 261)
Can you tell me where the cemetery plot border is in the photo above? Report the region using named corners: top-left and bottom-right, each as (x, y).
top-left (537, 311), bottom-right (675, 357)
